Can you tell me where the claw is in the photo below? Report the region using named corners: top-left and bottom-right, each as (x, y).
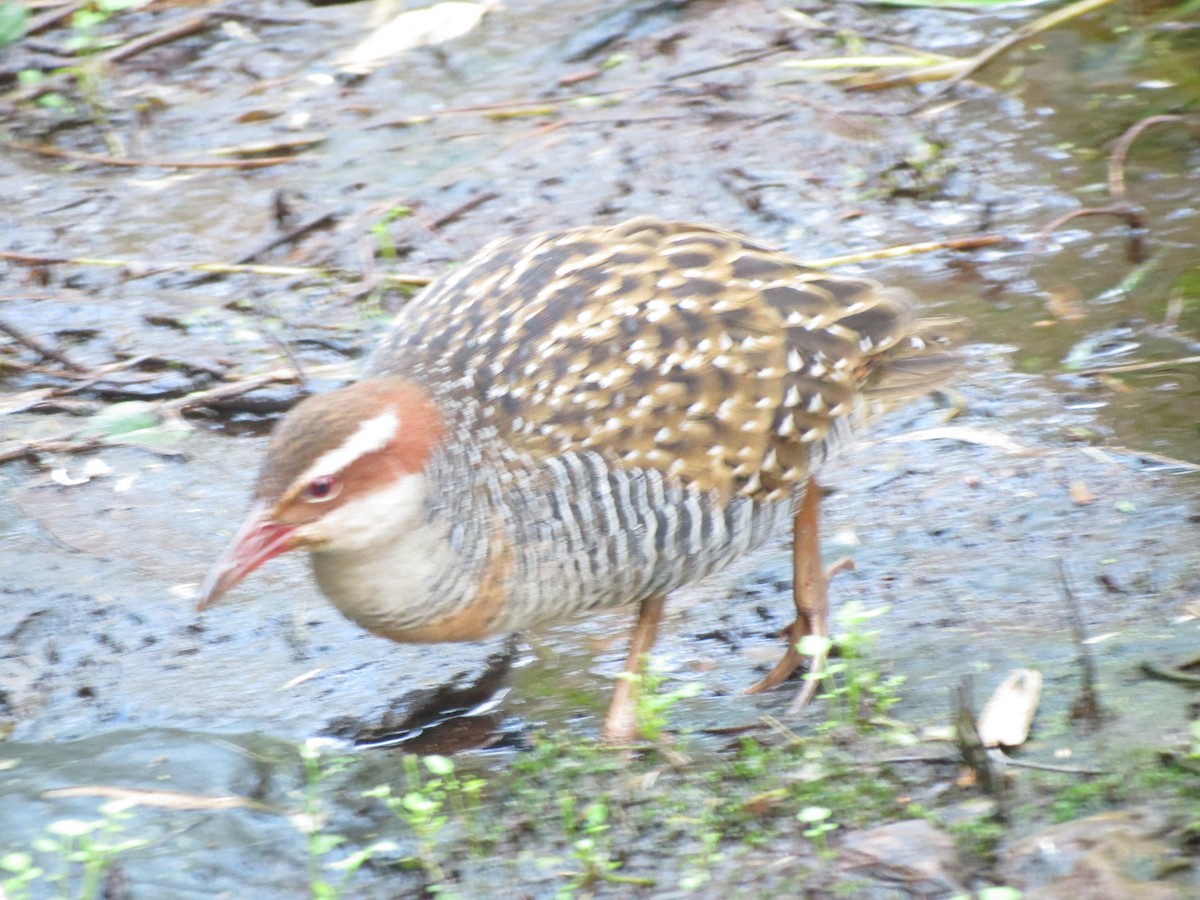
top-left (744, 478), bottom-right (855, 712)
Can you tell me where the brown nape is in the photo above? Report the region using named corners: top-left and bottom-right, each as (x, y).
top-left (255, 378), bottom-right (443, 503)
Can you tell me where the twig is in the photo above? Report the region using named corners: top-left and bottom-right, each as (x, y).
top-left (1108, 114), bottom-right (1188, 204)
top-left (1035, 205), bottom-right (1145, 250)
top-left (261, 331), bottom-right (311, 394)
top-left (994, 756), bottom-right (1106, 776)
top-left (0, 433), bottom-right (101, 465)
top-left (1141, 657), bottom-right (1200, 686)
top-left (910, 0), bottom-right (1120, 106)
top-left (1079, 355), bottom-right (1200, 376)
top-left (0, 366), bottom-right (338, 467)
top-left (1035, 114), bottom-right (1198, 261)
top-left (185, 209), bottom-right (342, 286)
top-left (0, 318), bottom-right (84, 371)
top-left (0, 250), bottom-right (431, 285)
top-left (1035, 203), bottom-right (1148, 264)
top-left (431, 191), bottom-right (500, 231)
top-left (102, 13), bottom-right (211, 64)
top-left (665, 43), bottom-right (794, 82)
top-left (1059, 559), bottom-right (1104, 728)
top-left (37, 355), bottom-right (155, 400)
top-left (806, 233), bottom-right (1009, 268)
top-left (956, 676), bottom-right (1009, 818)
top-left (1095, 446), bottom-right (1200, 474)
top-left (25, 1), bottom-right (86, 37)
top-left (5, 140), bottom-right (298, 170)
top-left (883, 751), bottom-right (1104, 775)
top-left (880, 754), bottom-right (958, 765)
top-left (159, 372), bottom-right (303, 413)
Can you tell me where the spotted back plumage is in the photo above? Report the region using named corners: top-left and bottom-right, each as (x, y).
top-left (370, 217), bottom-right (952, 503)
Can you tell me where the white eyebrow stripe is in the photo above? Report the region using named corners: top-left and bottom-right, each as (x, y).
top-left (299, 410), bottom-right (400, 485)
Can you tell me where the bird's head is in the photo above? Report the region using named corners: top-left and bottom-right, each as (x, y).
top-left (196, 378), bottom-right (442, 611)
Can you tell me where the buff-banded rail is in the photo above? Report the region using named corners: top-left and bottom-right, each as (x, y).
top-left (198, 217), bottom-right (958, 742)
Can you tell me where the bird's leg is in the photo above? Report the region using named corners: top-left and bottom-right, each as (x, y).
top-left (745, 477), bottom-right (853, 707)
top-left (601, 593), bottom-right (666, 744)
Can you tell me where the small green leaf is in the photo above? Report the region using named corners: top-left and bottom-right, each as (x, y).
top-left (84, 402), bottom-right (161, 438)
top-left (47, 818), bottom-right (97, 838)
top-left (423, 754), bottom-right (454, 776)
top-left (309, 834), bottom-right (344, 855)
top-left (0, 851), bottom-right (33, 873)
top-left (797, 634), bottom-right (832, 656)
top-left (402, 792), bottom-right (438, 815)
top-left (977, 887), bottom-right (1024, 900)
top-left (0, 3), bottom-right (27, 47)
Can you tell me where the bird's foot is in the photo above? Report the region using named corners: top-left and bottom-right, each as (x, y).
top-left (601, 595), bottom-right (666, 745)
top-left (743, 556), bottom-right (855, 698)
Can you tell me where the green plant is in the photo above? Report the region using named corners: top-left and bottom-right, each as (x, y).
top-left (797, 805), bottom-right (838, 856)
top-left (801, 601), bottom-right (905, 728)
top-left (369, 206), bottom-right (412, 262)
top-left (618, 657), bottom-right (702, 742)
top-left (950, 887), bottom-right (1023, 900)
top-left (298, 739), bottom-right (397, 900)
top-left (675, 796), bottom-right (724, 892)
top-left (556, 793), bottom-right (654, 894)
top-left (18, 799), bottom-right (150, 899)
top-left (0, 2), bottom-right (26, 48)
top-left (13, 0), bottom-right (149, 118)
top-left (67, 0), bottom-right (148, 53)
top-left (364, 753), bottom-right (483, 892)
top-left (0, 851), bottom-right (44, 900)
top-left (949, 816), bottom-right (1006, 863)
top-left (731, 736), bottom-right (770, 779)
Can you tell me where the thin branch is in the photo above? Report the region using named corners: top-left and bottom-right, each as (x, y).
top-left (806, 233), bottom-right (1009, 268)
top-left (0, 250), bottom-right (432, 285)
top-left (665, 43), bottom-right (794, 82)
top-left (909, 0), bottom-right (1120, 106)
top-left (184, 209), bottom-right (342, 287)
top-left (26, 1), bottom-right (86, 37)
top-left (1034, 205), bottom-right (1145, 254)
top-left (0, 318), bottom-right (84, 371)
top-left (1060, 559), bottom-right (1104, 728)
top-left (1108, 114), bottom-right (1188, 204)
top-left (431, 191), bottom-right (500, 231)
top-left (102, 13), bottom-right (210, 64)
top-left (1079, 355), bottom-right (1200, 376)
top-left (991, 751), bottom-right (1106, 777)
top-left (5, 140), bottom-right (299, 170)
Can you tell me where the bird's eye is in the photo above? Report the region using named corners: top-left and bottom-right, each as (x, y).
top-left (303, 475), bottom-right (340, 502)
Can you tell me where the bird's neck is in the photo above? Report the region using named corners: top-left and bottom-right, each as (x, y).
top-left (306, 447), bottom-right (499, 641)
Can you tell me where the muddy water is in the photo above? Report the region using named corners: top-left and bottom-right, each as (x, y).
top-left (1, 0), bottom-right (1199, 895)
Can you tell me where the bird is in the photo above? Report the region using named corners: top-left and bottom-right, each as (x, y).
top-left (196, 216), bottom-right (958, 743)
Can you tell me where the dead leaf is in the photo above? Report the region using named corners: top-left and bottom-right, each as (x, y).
top-left (1045, 283), bottom-right (1087, 322)
top-left (977, 669), bottom-right (1042, 748)
top-left (338, 1), bottom-right (489, 75)
top-left (1069, 480), bottom-right (1095, 505)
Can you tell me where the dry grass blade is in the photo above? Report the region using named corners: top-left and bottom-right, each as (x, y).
top-left (848, 0), bottom-right (1119, 96)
